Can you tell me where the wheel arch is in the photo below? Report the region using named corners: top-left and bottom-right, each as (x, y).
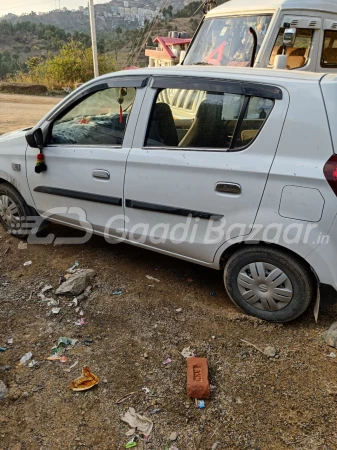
top-left (0, 178), bottom-right (37, 216)
top-left (0, 177), bottom-right (14, 186)
top-left (0, 173), bottom-right (22, 193)
top-left (219, 241), bottom-right (319, 284)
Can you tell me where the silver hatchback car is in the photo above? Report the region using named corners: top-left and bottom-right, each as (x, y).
top-left (0, 66), bottom-right (336, 322)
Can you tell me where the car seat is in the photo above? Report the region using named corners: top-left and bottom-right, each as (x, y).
top-left (179, 100), bottom-right (227, 149)
top-left (146, 103), bottom-right (179, 147)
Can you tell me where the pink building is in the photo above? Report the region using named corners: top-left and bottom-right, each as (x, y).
top-left (146, 35), bottom-right (192, 67)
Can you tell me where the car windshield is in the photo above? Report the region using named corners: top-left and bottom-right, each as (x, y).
top-left (184, 15), bottom-right (273, 67)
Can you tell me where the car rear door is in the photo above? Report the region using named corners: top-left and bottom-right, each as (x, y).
top-left (26, 75), bottom-right (148, 239)
top-left (124, 75), bottom-right (289, 264)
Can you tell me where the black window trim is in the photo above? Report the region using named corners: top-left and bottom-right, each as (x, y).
top-left (150, 76), bottom-right (283, 100)
top-left (143, 81), bottom-right (277, 153)
top-left (229, 96), bottom-right (250, 150)
top-left (48, 76), bottom-right (149, 122)
top-left (321, 29), bottom-right (337, 68)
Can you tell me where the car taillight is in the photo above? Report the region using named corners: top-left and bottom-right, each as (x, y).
top-left (324, 155), bottom-right (337, 196)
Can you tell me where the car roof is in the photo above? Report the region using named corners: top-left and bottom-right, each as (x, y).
top-left (207, 0), bottom-right (337, 16)
top-left (99, 66), bottom-right (324, 86)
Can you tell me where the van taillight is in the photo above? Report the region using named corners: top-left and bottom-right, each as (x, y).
top-left (324, 155), bottom-right (337, 196)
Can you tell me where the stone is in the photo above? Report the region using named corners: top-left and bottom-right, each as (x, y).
top-left (11, 443), bottom-right (22, 450)
top-left (56, 269), bottom-right (96, 296)
top-left (169, 432), bottom-right (178, 441)
top-left (0, 379), bottom-right (8, 400)
top-left (322, 322), bottom-right (337, 348)
top-left (264, 345), bottom-right (277, 358)
top-left (187, 357), bottom-right (210, 400)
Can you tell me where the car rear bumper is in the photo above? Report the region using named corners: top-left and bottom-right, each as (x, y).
top-left (305, 211), bottom-right (337, 303)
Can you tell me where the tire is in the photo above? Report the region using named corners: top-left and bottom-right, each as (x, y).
top-left (0, 183), bottom-right (32, 239)
top-left (224, 245), bottom-right (314, 323)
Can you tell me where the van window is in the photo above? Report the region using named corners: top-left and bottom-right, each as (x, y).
top-left (184, 15), bottom-right (273, 67)
top-left (321, 30), bottom-right (337, 67)
top-left (145, 88), bottom-right (274, 151)
top-left (269, 28), bottom-right (313, 69)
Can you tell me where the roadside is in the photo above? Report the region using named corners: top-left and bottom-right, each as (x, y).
top-left (0, 93), bottom-right (61, 135)
top-left (1, 226), bottom-right (337, 450)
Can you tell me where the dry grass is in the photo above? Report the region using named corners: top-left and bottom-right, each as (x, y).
top-left (0, 81), bottom-right (47, 95)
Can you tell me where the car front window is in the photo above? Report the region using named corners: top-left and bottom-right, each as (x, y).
top-left (51, 87), bottom-right (136, 147)
top-left (184, 15), bottom-right (273, 67)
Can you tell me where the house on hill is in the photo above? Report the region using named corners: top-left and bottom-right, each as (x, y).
top-left (145, 34), bottom-right (192, 67)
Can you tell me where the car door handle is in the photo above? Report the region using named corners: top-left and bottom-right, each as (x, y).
top-left (93, 169), bottom-right (110, 180)
top-left (215, 182), bottom-right (241, 194)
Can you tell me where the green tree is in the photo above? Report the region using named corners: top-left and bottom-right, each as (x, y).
top-left (11, 41), bottom-right (118, 90)
top-left (175, 1), bottom-right (203, 18)
top-left (110, 40), bottom-right (120, 61)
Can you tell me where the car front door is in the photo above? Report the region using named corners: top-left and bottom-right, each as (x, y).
top-left (124, 75), bottom-right (289, 264)
top-left (26, 75), bottom-right (148, 240)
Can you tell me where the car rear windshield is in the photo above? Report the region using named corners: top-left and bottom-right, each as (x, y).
top-left (184, 15), bottom-right (273, 67)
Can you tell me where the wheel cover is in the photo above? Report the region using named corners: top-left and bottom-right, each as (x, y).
top-left (237, 262), bottom-right (294, 312)
top-left (0, 195), bottom-right (22, 230)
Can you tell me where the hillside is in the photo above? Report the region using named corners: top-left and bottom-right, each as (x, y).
top-left (0, 21), bottom-right (90, 78)
top-left (0, 0), bottom-right (229, 81)
top-left (0, 0), bottom-right (228, 34)
top-left (2, 0), bottom-right (175, 33)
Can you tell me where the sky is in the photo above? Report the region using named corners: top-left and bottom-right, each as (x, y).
top-left (0, 0), bottom-right (112, 17)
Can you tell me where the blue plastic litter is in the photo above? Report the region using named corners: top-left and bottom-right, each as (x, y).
top-left (113, 290), bottom-right (123, 295)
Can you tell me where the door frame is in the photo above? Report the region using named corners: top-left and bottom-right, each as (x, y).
top-left (25, 74), bottom-right (150, 239)
top-left (124, 74), bottom-right (288, 266)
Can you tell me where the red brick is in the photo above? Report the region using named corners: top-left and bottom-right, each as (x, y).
top-left (187, 357), bottom-right (210, 400)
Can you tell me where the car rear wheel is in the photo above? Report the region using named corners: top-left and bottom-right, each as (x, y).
top-left (0, 183), bottom-right (31, 239)
top-left (224, 246), bottom-right (314, 322)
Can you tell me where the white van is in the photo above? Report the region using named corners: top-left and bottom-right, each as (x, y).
top-left (183, 0), bottom-right (337, 73)
top-left (0, 66), bottom-right (337, 323)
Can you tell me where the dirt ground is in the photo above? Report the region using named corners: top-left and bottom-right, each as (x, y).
top-left (0, 93), bottom-right (60, 135)
top-left (1, 95), bottom-right (337, 450)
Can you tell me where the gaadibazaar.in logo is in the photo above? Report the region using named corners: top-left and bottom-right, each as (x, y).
top-left (10, 207), bottom-right (330, 247)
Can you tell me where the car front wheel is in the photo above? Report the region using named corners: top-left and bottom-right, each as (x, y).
top-left (224, 246), bottom-right (314, 323)
top-left (0, 183), bottom-right (32, 239)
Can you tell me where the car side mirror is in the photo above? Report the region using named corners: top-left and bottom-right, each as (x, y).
top-left (26, 128), bottom-right (44, 150)
top-left (283, 28), bottom-right (297, 48)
